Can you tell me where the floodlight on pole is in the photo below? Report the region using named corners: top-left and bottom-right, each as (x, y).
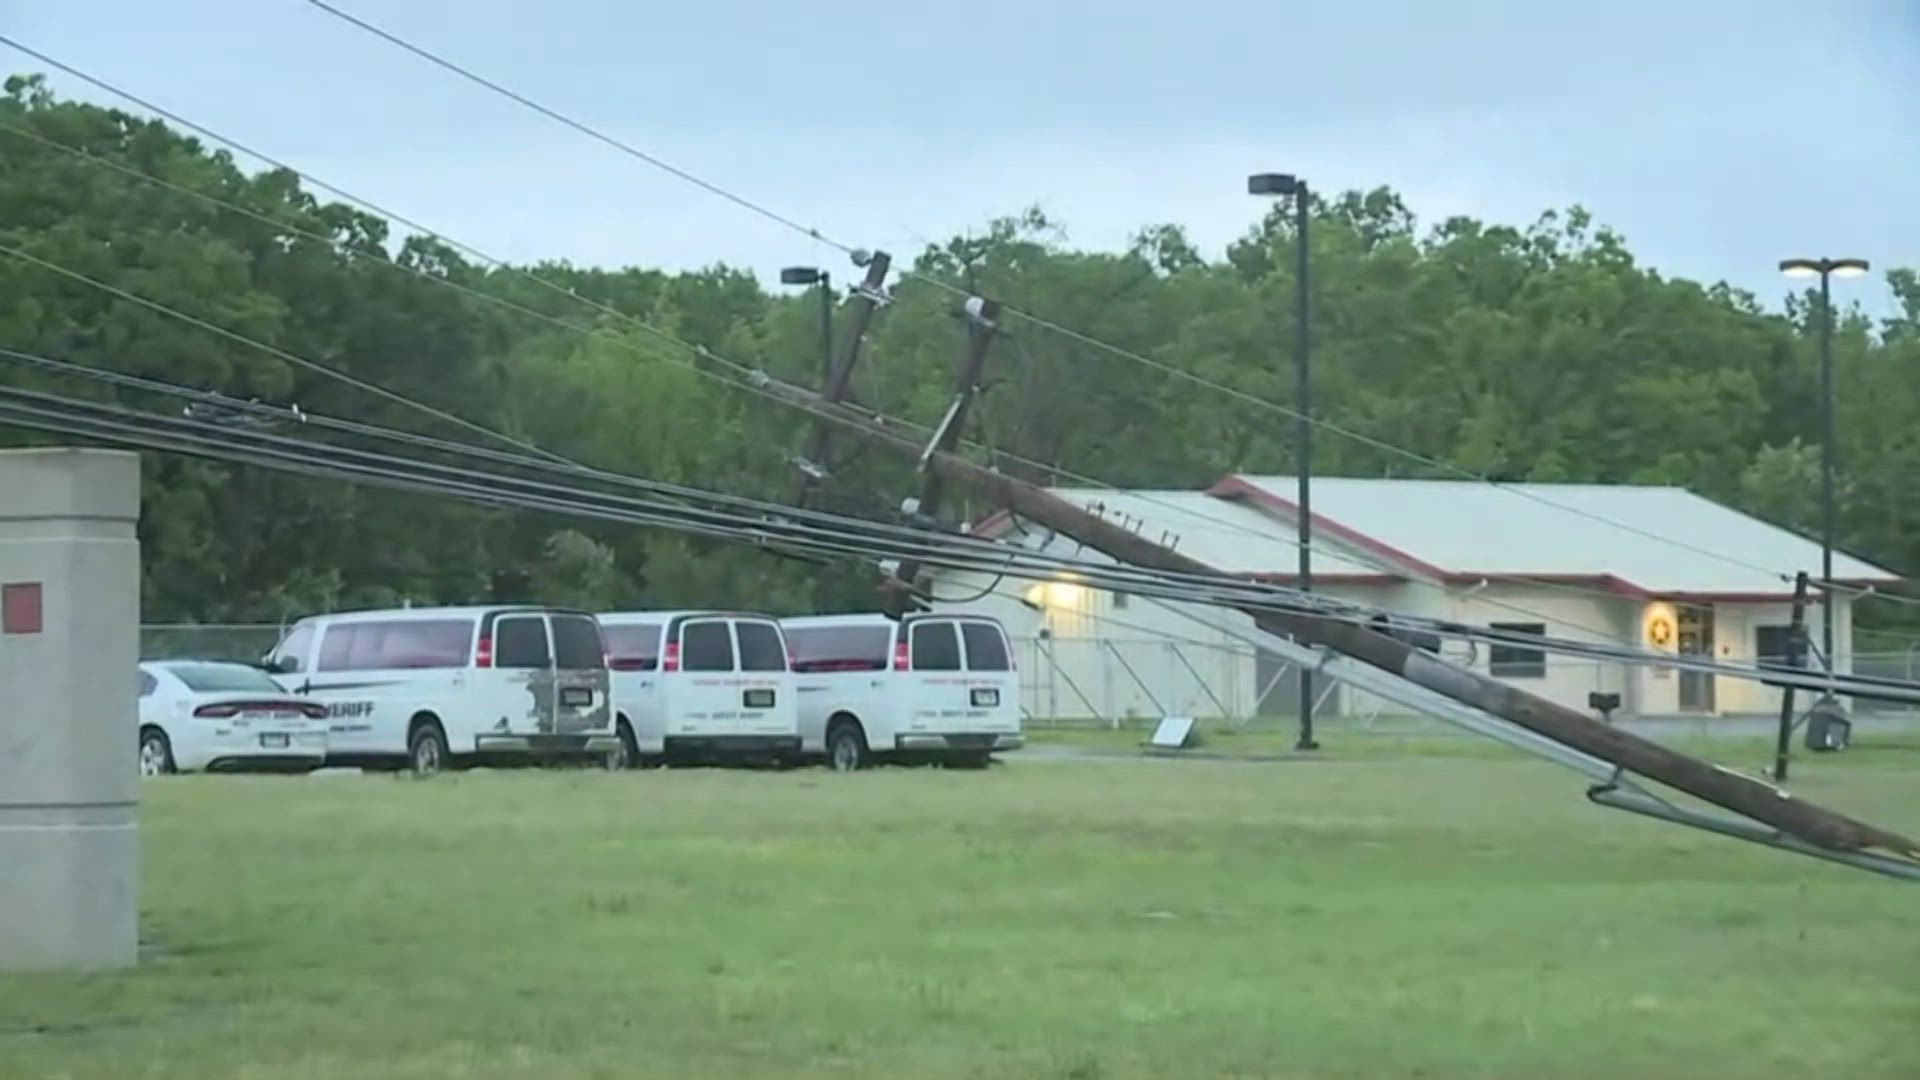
top-left (1248, 170), bottom-right (1317, 751)
top-left (781, 266), bottom-right (834, 387)
top-left (1776, 253), bottom-right (1871, 715)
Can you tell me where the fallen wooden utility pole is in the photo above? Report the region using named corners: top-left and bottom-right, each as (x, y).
top-left (757, 377), bottom-right (1920, 862)
top-left (790, 251), bottom-right (892, 509)
top-left (884, 296), bottom-right (1002, 615)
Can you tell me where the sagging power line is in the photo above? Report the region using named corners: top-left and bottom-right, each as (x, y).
top-left (0, 111), bottom-right (1687, 650)
top-left (279, 3), bottom-right (1908, 605)
top-left (4, 371), bottom-right (1917, 879)
top-left (5, 348), bottom-right (1913, 712)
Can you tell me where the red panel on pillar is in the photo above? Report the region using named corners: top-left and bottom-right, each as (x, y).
top-left (2, 582), bottom-right (43, 634)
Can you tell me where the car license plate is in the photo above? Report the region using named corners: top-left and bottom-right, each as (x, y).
top-left (259, 732), bottom-right (290, 749)
top-left (971, 688), bottom-right (1000, 707)
top-left (743, 689), bottom-right (775, 709)
top-left (560, 687), bottom-right (593, 708)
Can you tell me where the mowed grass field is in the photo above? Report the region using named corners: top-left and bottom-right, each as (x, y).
top-left (6, 738), bottom-right (1920, 1079)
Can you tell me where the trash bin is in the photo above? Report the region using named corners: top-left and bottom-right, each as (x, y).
top-left (1804, 698), bottom-right (1851, 753)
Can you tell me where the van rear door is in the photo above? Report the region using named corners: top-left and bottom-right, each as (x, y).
top-left (490, 613), bottom-right (556, 732)
top-left (903, 618), bottom-right (966, 735)
top-left (958, 620), bottom-right (1020, 739)
top-left (549, 612), bottom-right (612, 733)
top-left (733, 618), bottom-right (794, 736)
top-left (675, 618), bottom-right (737, 734)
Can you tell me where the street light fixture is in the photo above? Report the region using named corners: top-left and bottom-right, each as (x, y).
top-left (1248, 171), bottom-right (1318, 751)
top-left (780, 265), bottom-right (834, 386)
top-left (1776, 255), bottom-right (1871, 704)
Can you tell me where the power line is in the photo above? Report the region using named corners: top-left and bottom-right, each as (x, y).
top-left (6, 368), bottom-right (1909, 706)
top-left (0, 91), bottom-right (1835, 648)
top-left (3, 37), bottom-right (1904, 691)
top-left (284, 3), bottom-right (1875, 596)
top-left (5, 34), bottom-right (1901, 639)
top-left (0, 237), bottom-right (565, 463)
top-left (301, 1), bottom-right (837, 251)
top-left (0, 105), bottom-right (1650, 646)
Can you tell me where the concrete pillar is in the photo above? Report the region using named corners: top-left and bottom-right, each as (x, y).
top-left (0, 448), bottom-right (140, 970)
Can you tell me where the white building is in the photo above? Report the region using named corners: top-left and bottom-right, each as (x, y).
top-left (926, 476), bottom-right (1903, 724)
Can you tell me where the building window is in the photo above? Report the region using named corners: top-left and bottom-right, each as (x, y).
top-left (1488, 622), bottom-right (1547, 678)
top-left (1756, 625), bottom-right (1802, 671)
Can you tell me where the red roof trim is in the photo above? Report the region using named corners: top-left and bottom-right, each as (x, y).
top-left (1440, 572), bottom-right (1653, 599)
top-left (1206, 475), bottom-right (1451, 579)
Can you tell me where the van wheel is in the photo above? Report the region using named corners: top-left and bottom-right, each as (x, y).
top-left (610, 717), bottom-right (639, 771)
top-left (408, 720), bottom-right (449, 777)
top-left (826, 719), bottom-right (869, 772)
top-left (139, 727), bottom-right (176, 776)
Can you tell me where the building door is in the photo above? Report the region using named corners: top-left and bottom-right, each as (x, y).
top-left (1677, 606), bottom-right (1715, 713)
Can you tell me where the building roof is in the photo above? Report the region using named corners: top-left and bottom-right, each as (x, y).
top-left (978, 488), bottom-right (1394, 581)
top-left (968, 476), bottom-right (1903, 598)
top-left (1210, 475), bottom-right (1903, 597)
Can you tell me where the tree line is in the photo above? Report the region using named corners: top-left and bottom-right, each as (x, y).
top-left (2, 75), bottom-right (1915, 644)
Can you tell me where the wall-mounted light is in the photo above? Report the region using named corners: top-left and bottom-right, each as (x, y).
top-left (1021, 579), bottom-right (1085, 612)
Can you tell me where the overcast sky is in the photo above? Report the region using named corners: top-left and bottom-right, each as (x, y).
top-left (5, 0), bottom-right (1917, 314)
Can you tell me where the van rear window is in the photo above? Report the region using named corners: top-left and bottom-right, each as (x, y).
top-left (961, 623), bottom-right (1011, 671)
top-left (786, 625), bottom-right (890, 672)
top-left (736, 621), bottom-right (787, 672)
top-left (316, 619), bottom-right (474, 672)
top-left (603, 623), bottom-right (662, 671)
top-left (910, 622), bottom-right (962, 672)
top-left (681, 621), bottom-right (735, 672)
top-left (550, 615), bottom-right (606, 670)
top-left (492, 617), bottom-right (551, 669)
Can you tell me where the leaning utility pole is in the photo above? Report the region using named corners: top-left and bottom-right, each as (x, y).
top-left (883, 295), bottom-right (1002, 614)
top-left (751, 378), bottom-right (1919, 860)
top-left (1771, 571), bottom-right (1812, 783)
top-left (790, 251), bottom-right (892, 508)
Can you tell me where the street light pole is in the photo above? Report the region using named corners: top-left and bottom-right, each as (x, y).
top-left (779, 266), bottom-right (833, 386)
top-left (1819, 267), bottom-right (1835, 670)
top-left (1249, 172), bottom-right (1318, 750)
top-left (1778, 255), bottom-right (1869, 685)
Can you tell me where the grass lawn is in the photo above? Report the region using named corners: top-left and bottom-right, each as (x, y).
top-left (4, 748), bottom-right (1919, 1079)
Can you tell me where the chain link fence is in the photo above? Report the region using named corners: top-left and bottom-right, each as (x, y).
top-left (1009, 634), bottom-right (1920, 733)
top-left (134, 625), bottom-right (1920, 732)
top-left (140, 624), bottom-right (285, 663)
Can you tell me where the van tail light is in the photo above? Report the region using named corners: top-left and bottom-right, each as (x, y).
top-left (662, 641), bottom-right (681, 673)
top-left (475, 634), bottom-right (493, 668)
top-left (893, 641), bottom-right (910, 671)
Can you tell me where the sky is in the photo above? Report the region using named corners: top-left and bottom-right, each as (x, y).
top-left (4, 0), bottom-right (1917, 315)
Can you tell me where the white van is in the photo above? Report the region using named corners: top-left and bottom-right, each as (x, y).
top-left (597, 611), bottom-right (800, 765)
top-left (780, 613), bottom-right (1022, 770)
top-left (265, 606), bottom-right (619, 774)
